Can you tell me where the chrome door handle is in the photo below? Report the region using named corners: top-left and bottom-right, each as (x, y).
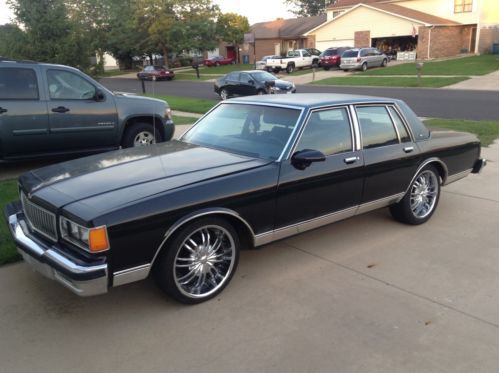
top-left (403, 146), bottom-right (414, 153)
top-left (344, 156), bottom-right (360, 164)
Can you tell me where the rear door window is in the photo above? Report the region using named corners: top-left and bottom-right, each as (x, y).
top-left (0, 67), bottom-right (39, 100)
top-left (356, 106), bottom-right (399, 149)
top-left (388, 106), bottom-right (411, 143)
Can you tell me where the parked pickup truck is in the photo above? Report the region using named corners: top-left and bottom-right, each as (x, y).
top-left (0, 58), bottom-right (175, 160)
top-left (266, 49), bottom-right (319, 74)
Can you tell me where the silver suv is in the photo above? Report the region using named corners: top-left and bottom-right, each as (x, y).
top-left (340, 48), bottom-right (388, 72)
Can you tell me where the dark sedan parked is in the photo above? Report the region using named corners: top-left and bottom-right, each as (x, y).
top-left (5, 94), bottom-right (485, 304)
top-left (214, 70), bottom-right (296, 100)
top-left (137, 65), bottom-right (175, 81)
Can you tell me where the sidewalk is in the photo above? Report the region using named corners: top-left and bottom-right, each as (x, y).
top-left (445, 70), bottom-right (499, 90)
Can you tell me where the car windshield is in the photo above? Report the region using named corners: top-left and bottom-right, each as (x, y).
top-left (182, 103), bottom-right (301, 160)
top-left (342, 50), bottom-right (358, 57)
top-left (251, 71), bottom-right (277, 82)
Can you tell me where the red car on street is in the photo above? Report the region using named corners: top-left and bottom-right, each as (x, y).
top-left (203, 55), bottom-right (236, 67)
top-left (319, 47), bottom-right (352, 70)
top-left (137, 65), bottom-right (175, 80)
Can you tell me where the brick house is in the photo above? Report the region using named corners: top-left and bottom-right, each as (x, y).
top-left (244, 15), bottom-right (327, 63)
top-left (305, 0), bottom-right (499, 59)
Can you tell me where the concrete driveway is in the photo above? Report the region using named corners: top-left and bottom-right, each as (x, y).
top-left (1, 142), bottom-right (498, 372)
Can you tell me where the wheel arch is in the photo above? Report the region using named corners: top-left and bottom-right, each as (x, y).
top-left (151, 208), bottom-right (256, 268)
top-left (403, 158), bottom-right (448, 197)
top-left (121, 115), bottom-right (166, 142)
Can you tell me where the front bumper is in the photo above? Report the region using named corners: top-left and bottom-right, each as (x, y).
top-left (4, 202), bottom-right (108, 297)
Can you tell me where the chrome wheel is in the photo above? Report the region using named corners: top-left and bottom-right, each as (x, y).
top-left (410, 170), bottom-right (438, 219)
top-left (133, 130), bottom-right (156, 146)
top-left (174, 225), bottom-right (236, 299)
top-left (220, 89), bottom-right (228, 100)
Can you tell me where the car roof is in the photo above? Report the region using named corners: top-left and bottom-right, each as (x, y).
top-left (228, 93), bottom-right (399, 109)
top-left (0, 59), bottom-right (82, 72)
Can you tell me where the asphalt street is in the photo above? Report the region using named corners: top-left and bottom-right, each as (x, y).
top-left (100, 77), bottom-right (499, 121)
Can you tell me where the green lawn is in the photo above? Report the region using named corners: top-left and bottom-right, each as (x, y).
top-left (0, 179), bottom-right (21, 265)
top-left (175, 73), bottom-right (221, 81)
top-left (172, 115), bottom-right (200, 125)
top-left (150, 95), bottom-right (218, 114)
top-left (312, 76), bottom-right (468, 88)
top-left (200, 63), bottom-right (254, 74)
top-left (362, 55), bottom-right (499, 76)
top-left (425, 118), bottom-right (499, 147)
top-left (99, 69), bottom-right (140, 77)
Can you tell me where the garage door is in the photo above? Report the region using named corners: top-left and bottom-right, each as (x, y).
top-left (316, 39), bottom-right (354, 50)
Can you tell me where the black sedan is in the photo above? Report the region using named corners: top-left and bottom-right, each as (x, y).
top-left (5, 94), bottom-right (486, 304)
top-left (214, 70), bottom-right (296, 100)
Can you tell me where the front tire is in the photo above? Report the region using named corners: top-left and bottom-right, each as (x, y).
top-left (390, 165), bottom-right (441, 225)
top-left (122, 123), bottom-right (161, 148)
top-left (220, 88), bottom-right (229, 100)
top-left (361, 62), bottom-right (368, 72)
top-left (153, 217), bottom-right (240, 304)
top-left (382, 58), bottom-right (388, 67)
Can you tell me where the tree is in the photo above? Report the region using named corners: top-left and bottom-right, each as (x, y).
top-left (285, 0), bottom-right (333, 17)
top-left (216, 13), bottom-right (250, 63)
top-left (6, 0), bottom-right (93, 69)
top-left (0, 24), bottom-right (27, 59)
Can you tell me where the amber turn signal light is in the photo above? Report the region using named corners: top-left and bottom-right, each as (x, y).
top-left (88, 226), bottom-right (110, 252)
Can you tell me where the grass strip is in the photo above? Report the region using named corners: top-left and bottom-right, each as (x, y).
top-left (362, 55), bottom-right (499, 76)
top-left (424, 118), bottom-right (499, 147)
top-left (312, 76), bottom-right (468, 88)
top-left (148, 95), bottom-right (218, 114)
top-left (0, 179), bottom-right (21, 264)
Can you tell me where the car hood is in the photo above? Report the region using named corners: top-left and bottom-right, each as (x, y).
top-left (20, 141), bottom-right (270, 213)
top-left (272, 79), bottom-right (294, 89)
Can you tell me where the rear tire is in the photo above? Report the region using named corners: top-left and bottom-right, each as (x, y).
top-left (390, 165), bottom-right (441, 225)
top-left (286, 64), bottom-right (295, 74)
top-left (323, 66), bottom-right (330, 71)
top-left (153, 217), bottom-right (240, 304)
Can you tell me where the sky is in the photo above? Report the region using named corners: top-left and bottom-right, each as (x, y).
top-left (0, 0), bottom-right (295, 26)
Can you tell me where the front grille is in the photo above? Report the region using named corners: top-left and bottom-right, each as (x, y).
top-left (20, 192), bottom-right (57, 241)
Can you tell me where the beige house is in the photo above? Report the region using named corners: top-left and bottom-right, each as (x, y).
top-left (306, 0), bottom-right (499, 59)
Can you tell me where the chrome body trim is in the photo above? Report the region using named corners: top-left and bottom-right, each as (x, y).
top-left (8, 213), bottom-right (108, 296)
top-left (443, 168), bottom-right (472, 185)
top-left (254, 193), bottom-right (405, 247)
top-left (357, 193), bottom-right (406, 214)
top-left (151, 208), bottom-right (256, 267)
top-left (348, 105), bottom-right (362, 151)
top-left (113, 264), bottom-right (151, 287)
top-left (255, 206), bottom-right (357, 246)
top-left (404, 158), bottom-right (449, 193)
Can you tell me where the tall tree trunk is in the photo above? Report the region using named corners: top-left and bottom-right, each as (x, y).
top-left (163, 46), bottom-right (169, 67)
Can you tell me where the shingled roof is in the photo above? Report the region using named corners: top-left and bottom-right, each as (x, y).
top-left (327, 0), bottom-right (385, 9)
top-left (251, 15), bottom-right (327, 39)
top-left (366, 3), bottom-right (459, 25)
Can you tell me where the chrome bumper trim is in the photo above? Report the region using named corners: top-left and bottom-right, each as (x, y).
top-left (8, 212), bottom-right (108, 297)
top-left (113, 264), bottom-right (151, 287)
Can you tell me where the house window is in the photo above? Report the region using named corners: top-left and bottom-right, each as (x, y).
top-left (454, 0), bottom-right (473, 13)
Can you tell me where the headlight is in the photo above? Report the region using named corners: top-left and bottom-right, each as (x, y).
top-left (60, 217), bottom-right (109, 253)
top-left (272, 87), bottom-right (281, 91)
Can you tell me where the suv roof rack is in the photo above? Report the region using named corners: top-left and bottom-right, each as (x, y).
top-left (0, 57), bottom-right (39, 64)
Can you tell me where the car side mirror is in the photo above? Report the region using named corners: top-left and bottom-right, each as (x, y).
top-left (291, 149), bottom-right (326, 170)
top-left (94, 89), bottom-right (105, 102)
